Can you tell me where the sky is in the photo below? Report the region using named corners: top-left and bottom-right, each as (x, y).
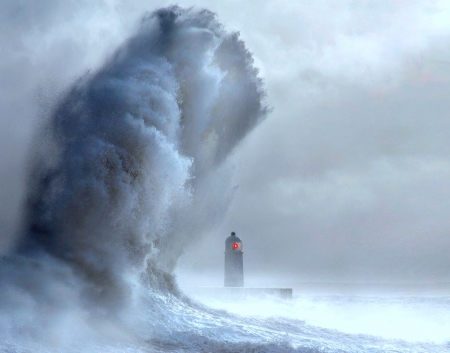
top-left (2, 0), bottom-right (450, 284)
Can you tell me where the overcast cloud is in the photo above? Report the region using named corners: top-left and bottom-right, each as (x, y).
top-left (2, 0), bottom-right (450, 283)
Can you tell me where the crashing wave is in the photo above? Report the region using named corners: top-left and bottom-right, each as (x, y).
top-left (0, 6), bottom-right (268, 347)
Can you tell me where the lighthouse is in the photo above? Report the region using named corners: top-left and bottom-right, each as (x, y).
top-left (224, 231), bottom-right (244, 287)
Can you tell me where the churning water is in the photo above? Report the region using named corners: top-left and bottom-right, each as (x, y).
top-left (0, 6), bottom-right (449, 353)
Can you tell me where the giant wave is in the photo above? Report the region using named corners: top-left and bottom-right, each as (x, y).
top-left (0, 5), bottom-right (268, 349)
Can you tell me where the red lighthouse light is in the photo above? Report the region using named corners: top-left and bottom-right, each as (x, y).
top-left (232, 242), bottom-right (239, 250)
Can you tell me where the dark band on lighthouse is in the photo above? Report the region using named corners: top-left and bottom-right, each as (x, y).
top-left (224, 231), bottom-right (244, 287)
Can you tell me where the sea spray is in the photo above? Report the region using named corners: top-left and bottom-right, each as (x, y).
top-left (0, 6), bottom-right (268, 347)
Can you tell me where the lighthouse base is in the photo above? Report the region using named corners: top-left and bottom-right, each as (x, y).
top-left (184, 286), bottom-right (292, 299)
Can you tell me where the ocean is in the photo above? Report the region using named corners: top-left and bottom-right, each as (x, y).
top-left (2, 276), bottom-right (449, 352)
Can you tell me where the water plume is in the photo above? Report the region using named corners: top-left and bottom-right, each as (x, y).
top-left (1, 5), bottom-right (268, 331)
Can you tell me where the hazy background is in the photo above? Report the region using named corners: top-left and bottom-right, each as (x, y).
top-left (2, 0), bottom-right (450, 285)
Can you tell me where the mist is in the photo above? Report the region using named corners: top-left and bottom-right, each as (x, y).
top-left (2, 0), bottom-right (450, 295)
top-left (175, 0), bottom-right (450, 284)
top-left (2, 1), bottom-right (450, 352)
